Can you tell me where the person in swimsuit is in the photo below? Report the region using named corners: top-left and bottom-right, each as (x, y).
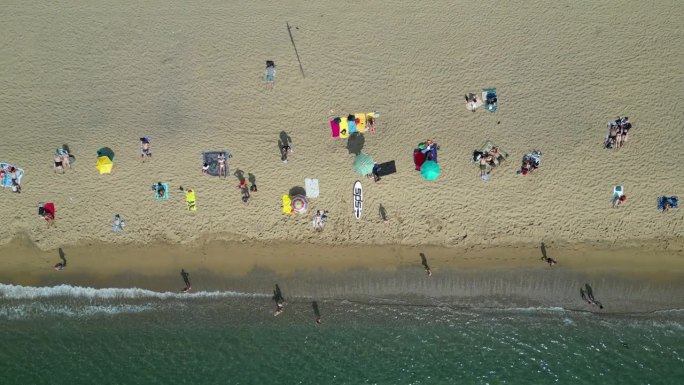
top-left (140, 138), bottom-right (152, 162)
top-left (53, 154), bottom-right (64, 173)
top-left (59, 149), bottom-right (71, 169)
top-left (607, 124), bottom-right (618, 148)
top-left (367, 116), bottom-right (376, 134)
top-left (488, 147), bottom-right (505, 166)
top-left (156, 182), bottom-right (165, 199)
top-left (202, 162), bottom-right (209, 175)
top-left (218, 153), bottom-right (227, 178)
top-left (281, 144), bottom-right (292, 163)
top-left (479, 155), bottom-right (491, 177)
top-left (180, 269), bottom-right (191, 292)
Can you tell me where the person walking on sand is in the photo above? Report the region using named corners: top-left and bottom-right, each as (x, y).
top-left (181, 269), bottom-right (191, 292)
top-left (273, 284), bottom-right (286, 316)
top-left (580, 288), bottom-right (592, 305)
top-left (312, 301), bottom-right (322, 324)
top-left (54, 248), bottom-right (67, 271)
top-left (420, 253), bottom-right (432, 277)
top-left (541, 255), bottom-right (557, 266)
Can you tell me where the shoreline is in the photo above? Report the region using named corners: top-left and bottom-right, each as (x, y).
top-left (2, 234), bottom-right (683, 314)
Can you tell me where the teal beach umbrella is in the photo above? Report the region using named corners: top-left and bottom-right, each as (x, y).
top-left (353, 153), bottom-right (375, 176)
top-left (97, 147), bottom-right (115, 161)
top-left (420, 160), bottom-right (440, 180)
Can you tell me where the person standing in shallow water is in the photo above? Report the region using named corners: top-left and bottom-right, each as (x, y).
top-left (181, 269), bottom-right (191, 292)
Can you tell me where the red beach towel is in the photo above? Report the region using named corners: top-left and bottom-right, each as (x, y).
top-left (413, 150), bottom-right (426, 170)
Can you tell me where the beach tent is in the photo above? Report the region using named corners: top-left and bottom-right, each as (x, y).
top-left (291, 195), bottom-right (309, 214)
top-left (353, 153), bottom-right (375, 176)
top-left (420, 160), bottom-right (440, 181)
top-left (97, 147), bottom-right (115, 161)
top-left (96, 156), bottom-right (113, 174)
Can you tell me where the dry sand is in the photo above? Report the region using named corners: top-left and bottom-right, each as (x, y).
top-left (1, 1), bottom-right (683, 252)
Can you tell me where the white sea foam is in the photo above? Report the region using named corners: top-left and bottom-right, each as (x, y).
top-left (0, 284), bottom-right (269, 300)
top-left (0, 303), bottom-right (155, 320)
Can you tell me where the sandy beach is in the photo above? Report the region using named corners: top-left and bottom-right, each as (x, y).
top-left (1, 0), bottom-right (683, 297)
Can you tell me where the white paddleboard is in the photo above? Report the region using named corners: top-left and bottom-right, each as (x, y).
top-left (353, 181), bottom-right (363, 219)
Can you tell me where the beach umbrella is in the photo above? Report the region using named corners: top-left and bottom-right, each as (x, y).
top-left (96, 156), bottom-right (113, 174)
top-left (420, 160), bottom-right (440, 181)
top-left (97, 147), bottom-right (115, 161)
top-left (353, 153), bottom-right (375, 176)
top-left (290, 195), bottom-right (309, 214)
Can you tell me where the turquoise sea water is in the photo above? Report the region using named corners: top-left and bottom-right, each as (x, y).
top-left (1, 284), bottom-right (682, 385)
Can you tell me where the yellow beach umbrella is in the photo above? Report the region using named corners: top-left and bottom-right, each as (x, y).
top-left (96, 156), bottom-right (113, 174)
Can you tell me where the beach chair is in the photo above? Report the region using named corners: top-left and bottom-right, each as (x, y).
top-left (613, 185), bottom-right (624, 198)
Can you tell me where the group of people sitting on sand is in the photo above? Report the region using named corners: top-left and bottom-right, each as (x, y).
top-left (517, 150), bottom-right (542, 176)
top-left (473, 146), bottom-right (507, 179)
top-left (604, 116), bottom-right (632, 149)
top-left (0, 165), bottom-right (21, 193)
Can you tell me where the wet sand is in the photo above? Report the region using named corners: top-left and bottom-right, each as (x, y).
top-left (2, 235), bottom-right (683, 313)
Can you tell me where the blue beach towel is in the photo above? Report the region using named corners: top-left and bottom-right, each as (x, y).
top-left (112, 215), bottom-right (125, 233)
top-left (483, 88), bottom-right (498, 112)
top-left (657, 196), bottom-right (678, 210)
top-left (154, 183), bottom-right (169, 201)
top-left (348, 117), bottom-right (358, 134)
top-left (0, 163), bottom-right (24, 188)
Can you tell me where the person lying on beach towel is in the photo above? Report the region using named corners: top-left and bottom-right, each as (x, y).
top-left (112, 214), bottom-right (125, 232)
top-left (265, 60), bottom-right (276, 89)
top-left (140, 137), bottom-right (152, 162)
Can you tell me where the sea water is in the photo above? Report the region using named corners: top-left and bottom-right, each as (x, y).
top-left (1, 284), bottom-right (682, 385)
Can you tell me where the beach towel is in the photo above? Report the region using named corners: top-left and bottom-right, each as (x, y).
top-left (0, 163), bottom-right (24, 187)
top-left (202, 151), bottom-right (231, 177)
top-left (154, 183), bottom-right (169, 201)
top-left (657, 196), bottom-right (678, 210)
top-left (355, 113), bottom-right (366, 133)
top-left (282, 195), bottom-right (293, 214)
top-left (413, 150), bottom-right (426, 171)
top-left (330, 119), bottom-right (340, 138)
top-left (482, 88), bottom-right (498, 112)
top-left (43, 203), bottom-right (55, 218)
top-left (186, 190), bottom-right (197, 211)
top-left (305, 178), bottom-right (320, 198)
top-left (375, 160), bottom-right (397, 177)
top-left (465, 93), bottom-right (483, 111)
top-left (347, 116), bottom-right (357, 134)
top-left (339, 118), bottom-right (349, 139)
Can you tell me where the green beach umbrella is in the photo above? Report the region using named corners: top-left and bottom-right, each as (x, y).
top-left (353, 153), bottom-right (375, 176)
top-left (97, 147), bottom-right (115, 161)
top-left (420, 160), bottom-right (440, 181)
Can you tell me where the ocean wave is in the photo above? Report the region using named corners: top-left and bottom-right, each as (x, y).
top-left (0, 284), bottom-right (270, 300)
top-left (0, 303), bottom-right (155, 320)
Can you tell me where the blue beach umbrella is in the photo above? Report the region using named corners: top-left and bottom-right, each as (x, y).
top-left (353, 153), bottom-right (375, 176)
top-left (420, 160), bottom-right (440, 181)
